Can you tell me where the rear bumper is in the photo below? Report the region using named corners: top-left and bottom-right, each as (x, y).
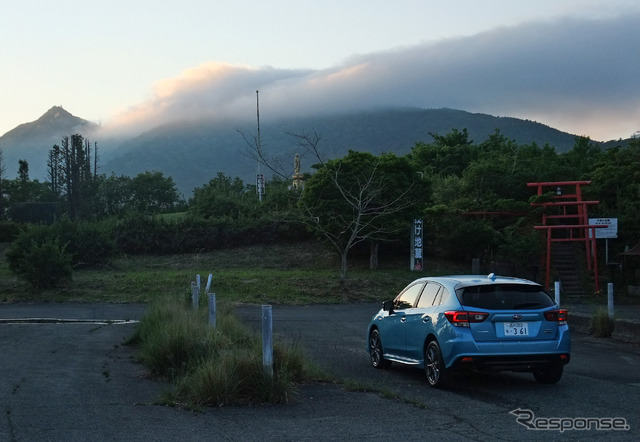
top-left (441, 325), bottom-right (571, 372)
top-left (450, 352), bottom-right (570, 372)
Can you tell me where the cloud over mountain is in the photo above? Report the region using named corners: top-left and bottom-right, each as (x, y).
top-left (103, 12), bottom-right (640, 141)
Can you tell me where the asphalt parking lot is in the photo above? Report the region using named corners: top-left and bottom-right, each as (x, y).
top-left (1, 302), bottom-right (639, 441)
top-left (0, 303), bottom-right (478, 441)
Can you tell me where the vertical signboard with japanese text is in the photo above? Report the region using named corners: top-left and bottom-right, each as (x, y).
top-left (411, 218), bottom-right (424, 271)
top-left (256, 174), bottom-right (265, 196)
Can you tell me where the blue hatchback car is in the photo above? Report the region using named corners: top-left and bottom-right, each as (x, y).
top-left (367, 274), bottom-right (571, 387)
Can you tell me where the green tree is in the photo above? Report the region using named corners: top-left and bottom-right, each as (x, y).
top-left (260, 176), bottom-right (299, 214)
top-left (416, 130), bottom-right (561, 270)
top-left (409, 128), bottom-right (475, 177)
top-left (129, 171), bottom-right (180, 214)
top-left (2, 159), bottom-right (51, 208)
top-left (189, 173), bottom-right (256, 220)
top-left (587, 138), bottom-right (640, 244)
top-left (57, 134), bottom-right (96, 219)
top-left (95, 174), bottom-right (133, 217)
top-left (559, 136), bottom-right (602, 180)
top-left (18, 159), bottom-right (29, 183)
top-left (300, 149), bottom-right (422, 278)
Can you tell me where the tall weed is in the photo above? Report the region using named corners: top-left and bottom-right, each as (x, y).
top-left (134, 294), bottom-right (317, 406)
top-left (591, 308), bottom-right (615, 337)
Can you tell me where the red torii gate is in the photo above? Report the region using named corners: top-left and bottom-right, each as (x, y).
top-left (528, 181), bottom-right (607, 293)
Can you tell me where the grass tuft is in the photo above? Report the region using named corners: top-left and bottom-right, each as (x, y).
top-left (591, 308), bottom-right (615, 337)
top-left (134, 294), bottom-right (320, 407)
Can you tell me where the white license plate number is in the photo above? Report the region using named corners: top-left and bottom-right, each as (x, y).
top-left (504, 322), bottom-right (529, 336)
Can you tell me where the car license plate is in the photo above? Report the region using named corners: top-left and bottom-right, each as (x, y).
top-left (504, 322), bottom-right (529, 336)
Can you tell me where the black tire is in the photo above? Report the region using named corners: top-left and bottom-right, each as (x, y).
top-left (424, 340), bottom-right (449, 388)
top-left (533, 365), bottom-right (564, 384)
top-left (369, 329), bottom-right (390, 369)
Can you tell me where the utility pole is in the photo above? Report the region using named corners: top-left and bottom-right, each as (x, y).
top-left (256, 90), bottom-right (264, 202)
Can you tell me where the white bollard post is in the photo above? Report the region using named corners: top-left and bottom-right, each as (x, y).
top-left (262, 305), bottom-right (273, 379)
top-left (208, 293), bottom-right (216, 327)
top-left (206, 274), bottom-right (213, 293)
top-left (554, 281), bottom-right (561, 307)
top-left (191, 281), bottom-right (199, 309)
top-left (608, 283), bottom-right (614, 319)
top-left (196, 274), bottom-right (201, 290)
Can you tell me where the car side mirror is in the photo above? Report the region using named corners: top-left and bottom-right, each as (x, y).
top-left (383, 300), bottom-right (394, 313)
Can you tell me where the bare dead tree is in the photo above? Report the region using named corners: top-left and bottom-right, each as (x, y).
top-left (237, 128), bottom-right (291, 180)
top-left (237, 128), bottom-right (324, 181)
top-left (47, 144), bottom-right (61, 197)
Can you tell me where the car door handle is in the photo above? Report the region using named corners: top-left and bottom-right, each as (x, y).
top-left (401, 317), bottom-right (407, 323)
top-left (422, 315), bottom-right (431, 323)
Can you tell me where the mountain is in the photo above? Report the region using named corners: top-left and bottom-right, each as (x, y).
top-left (102, 107), bottom-right (583, 196)
top-left (2, 106), bottom-right (632, 197)
top-left (0, 106), bottom-right (98, 179)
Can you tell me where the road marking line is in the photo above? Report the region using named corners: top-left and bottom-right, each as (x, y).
top-left (0, 318), bottom-right (139, 324)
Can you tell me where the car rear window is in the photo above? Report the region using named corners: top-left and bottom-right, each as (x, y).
top-left (457, 284), bottom-right (554, 310)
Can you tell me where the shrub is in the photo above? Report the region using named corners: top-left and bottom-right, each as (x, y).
top-left (113, 214), bottom-right (310, 255)
top-left (0, 221), bottom-right (20, 242)
top-left (49, 217), bottom-right (118, 267)
top-left (6, 233), bottom-right (72, 288)
top-left (6, 218), bottom-right (117, 277)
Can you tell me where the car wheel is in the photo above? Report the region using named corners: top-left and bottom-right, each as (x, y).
top-left (533, 365), bottom-right (563, 384)
top-left (369, 329), bottom-right (390, 369)
top-left (424, 340), bottom-right (449, 388)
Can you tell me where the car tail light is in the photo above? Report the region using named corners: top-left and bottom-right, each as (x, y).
top-left (444, 311), bottom-right (489, 327)
top-left (544, 309), bottom-right (568, 325)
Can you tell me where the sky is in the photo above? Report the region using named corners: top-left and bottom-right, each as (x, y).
top-left (1, 0), bottom-right (639, 142)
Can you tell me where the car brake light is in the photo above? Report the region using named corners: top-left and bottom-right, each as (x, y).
top-left (544, 309), bottom-right (568, 325)
top-left (444, 311), bottom-right (489, 327)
